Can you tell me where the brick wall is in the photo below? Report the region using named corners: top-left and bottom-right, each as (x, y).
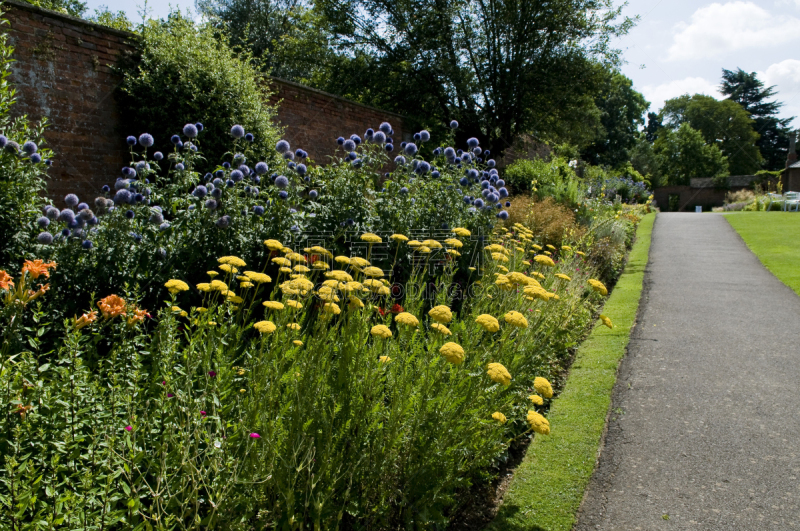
top-left (3, 0), bottom-right (136, 204)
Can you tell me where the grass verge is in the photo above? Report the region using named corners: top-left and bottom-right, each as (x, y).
top-left (723, 212), bottom-right (800, 296)
top-left (487, 212), bottom-right (655, 531)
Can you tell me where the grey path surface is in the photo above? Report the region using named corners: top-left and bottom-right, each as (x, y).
top-left (575, 213), bottom-right (800, 530)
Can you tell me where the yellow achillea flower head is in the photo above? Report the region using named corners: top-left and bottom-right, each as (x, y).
top-left (531, 244), bottom-right (543, 251)
top-left (263, 301), bottom-right (284, 311)
top-left (264, 239), bottom-right (283, 251)
top-left (219, 264), bottom-right (238, 274)
top-left (475, 314), bottom-right (500, 332)
top-left (254, 320), bottom-right (276, 334)
top-left (279, 267), bottom-right (292, 274)
top-left (226, 294), bottom-right (244, 304)
top-left (196, 283), bottom-right (211, 292)
top-left (545, 244), bottom-right (555, 251)
top-left (555, 274), bottom-right (571, 281)
top-left (534, 255), bottom-right (555, 267)
top-left (491, 252), bottom-right (509, 263)
top-left (207, 271), bottom-right (219, 278)
top-left (562, 245), bottom-right (572, 251)
top-left (390, 234), bottom-right (409, 242)
top-left (452, 227), bottom-right (471, 237)
top-left (439, 342), bottom-right (465, 364)
top-left (485, 244), bottom-right (505, 252)
top-left (408, 240), bottom-right (422, 248)
top-left (322, 302), bottom-right (341, 315)
top-left (576, 251), bottom-right (585, 257)
top-left (286, 252), bottom-right (306, 263)
top-left (417, 246), bottom-right (432, 254)
top-left (218, 256), bottom-right (246, 267)
top-left (350, 257), bottom-right (370, 268)
top-left (524, 285), bottom-right (551, 301)
top-left (379, 355), bottom-right (392, 363)
top-left (344, 281), bottom-right (363, 292)
top-left (313, 261), bottom-right (330, 270)
top-left (588, 279), bottom-right (608, 296)
top-left (287, 300), bottom-right (303, 309)
top-left (240, 281), bottom-right (254, 289)
top-left (272, 257), bottom-right (291, 267)
top-left (448, 249), bottom-right (462, 257)
top-left (326, 270), bottom-right (353, 282)
top-left (165, 279), bottom-right (189, 294)
top-left (487, 362), bottom-right (512, 386)
top-left (395, 312), bottom-right (419, 327)
top-left (210, 280), bottom-right (228, 292)
top-left (529, 394), bottom-right (544, 406)
top-left (497, 265), bottom-right (509, 273)
top-left (599, 315), bottom-right (613, 328)
top-left (504, 311), bottom-right (528, 328)
top-left (422, 239), bottom-right (443, 249)
top-left (492, 412), bottom-right (507, 424)
top-left (527, 410), bottom-right (550, 435)
top-left (287, 323), bottom-right (301, 330)
top-left (309, 245), bottom-right (332, 258)
top-left (244, 271), bottom-right (271, 284)
top-left (507, 272), bottom-right (534, 285)
top-left (334, 255), bottom-right (351, 265)
top-left (360, 233), bottom-right (382, 243)
top-left (293, 340), bottom-right (303, 346)
top-left (293, 265), bottom-right (310, 273)
top-left (428, 305), bottom-right (453, 324)
top-left (371, 324), bottom-right (392, 339)
top-left (317, 286), bottom-right (340, 302)
top-left (347, 296), bottom-right (364, 309)
top-left (431, 322), bottom-right (452, 336)
top-left (363, 266), bottom-right (384, 278)
top-left (534, 377), bottom-right (554, 398)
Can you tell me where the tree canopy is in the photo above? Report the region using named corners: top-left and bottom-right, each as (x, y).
top-left (654, 123), bottom-right (728, 186)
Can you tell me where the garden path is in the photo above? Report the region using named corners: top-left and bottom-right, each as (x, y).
top-left (575, 213), bottom-right (800, 530)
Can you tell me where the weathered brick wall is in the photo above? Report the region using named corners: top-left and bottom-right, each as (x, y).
top-left (267, 78), bottom-right (406, 163)
top-left (3, 0), bottom-right (136, 204)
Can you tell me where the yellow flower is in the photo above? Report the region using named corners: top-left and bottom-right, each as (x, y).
top-left (226, 294), bottom-right (244, 304)
top-left (286, 252), bottom-right (306, 263)
top-left (507, 271), bottom-right (535, 285)
top-left (360, 233), bottom-right (382, 243)
top-left (210, 280), bottom-right (228, 292)
top-left (196, 307), bottom-right (207, 312)
top-left (379, 355), bottom-right (392, 363)
top-left (344, 281), bottom-right (364, 292)
top-left (279, 267), bottom-right (292, 274)
top-left (286, 300), bottom-right (303, 310)
top-left (533, 377), bottom-right (553, 398)
top-left (448, 249), bottom-right (462, 257)
top-left (529, 394), bottom-right (544, 406)
top-left (350, 257), bottom-right (370, 268)
top-left (322, 302), bottom-right (341, 315)
top-left (347, 296), bottom-right (364, 309)
top-left (544, 251), bottom-right (552, 256)
top-left (390, 234), bottom-right (409, 242)
top-left (335, 255), bottom-right (351, 265)
top-left (562, 245), bottom-right (572, 251)
top-left (264, 239), bottom-right (284, 251)
top-left (218, 256), bottom-right (246, 267)
top-left (532, 271), bottom-right (546, 280)
top-left (524, 285), bottom-right (552, 301)
top-left (395, 312), bottom-right (419, 327)
top-left (527, 410), bottom-right (550, 435)
top-left (312, 261), bottom-right (330, 270)
top-left (164, 279), bottom-right (189, 294)
top-left (504, 311), bottom-right (528, 328)
top-left (293, 340), bottom-right (303, 346)
top-left (439, 342), bottom-right (465, 364)
top-left (531, 244), bottom-right (542, 251)
top-left (371, 324), bottom-right (393, 339)
top-left (219, 264), bottom-right (239, 274)
top-left (245, 271), bottom-right (271, 284)
top-left (428, 305), bottom-right (452, 324)
top-left (431, 322), bottom-right (452, 335)
top-left (588, 279), bottom-right (608, 296)
top-left (452, 227), bottom-right (471, 237)
top-left (363, 266), bottom-right (384, 277)
top-left (309, 246), bottom-right (332, 258)
top-left (575, 251), bottom-right (585, 257)
top-left (417, 246), bottom-right (432, 254)
top-left (272, 257), bottom-right (291, 267)
top-left (599, 315), bottom-right (613, 328)
top-left (497, 265), bottom-right (509, 274)
top-left (293, 265), bottom-right (310, 273)
top-left (254, 320), bottom-right (276, 334)
top-left (475, 314), bottom-right (500, 332)
top-left (326, 270), bottom-right (353, 282)
top-left (263, 301), bottom-right (284, 311)
top-left (240, 281), bottom-right (254, 289)
top-left (485, 244), bottom-right (505, 252)
top-left (207, 271), bottom-right (219, 278)
top-left (422, 239), bottom-right (442, 249)
top-left (487, 362), bottom-right (512, 386)
top-left (287, 323), bottom-right (301, 330)
top-left (208, 321), bottom-right (217, 326)
top-left (317, 286), bottom-right (340, 302)
top-left (555, 274), bottom-right (571, 281)
top-left (534, 255), bottom-right (555, 267)
top-left (492, 412), bottom-right (507, 424)
top-left (408, 240), bottom-right (422, 248)
top-left (196, 282), bottom-right (211, 292)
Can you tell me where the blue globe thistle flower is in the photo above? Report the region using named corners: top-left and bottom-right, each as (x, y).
top-left (481, 189), bottom-right (491, 198)
top-left (420, 130), bottom-right (430, 142)
top-left (132, 233), bottom-right (143, 243)
top-left (347, 151), bottom-right (357, 161)
top-left (484, 150), bottom-right (490, 156)
top-left (416, 161), bottom-right (430, 173)
top-left (121, 166), bottom-right (135, 178)
top-left (278, 190), bottom-right (289, 200)
top-left (78, 208), bottom-right (93, 221)
top-left (230, 170), bottom-right (244, 182)
top-left (22, 141), bottom-right (38, 155)
top-left (224, 179), bottom-right (233, 188)
top-left (474, 198), bottom-right (484, 208)
top-left (177, 141), bottom-right (185, 150)
top-left (296, 163), bottom-right (307, 175)
top-left (505, 201), bottom-right (511, 207)
top-left (188, 204), bottom-right (196, 211)
top-left (45, 206), bottom-right (60, 219)
top-left (472, 147), bottom-right (482, 155)
top-left (400, 142), bottom-right (406, 149)
top-left (466, 137), bottom-right (480, 148)
top-left (468, 169), bottom-right (479, 180)
top-left (64, 194), bottom-right (79, 207)
top-left (497, 179), bottom-right (505, 187)
top-left (37, 232), bottom-right (53, 245)
top-left (253, 176), bottom-right (261, 184)
top-left (413, 132), bottom-right (421, 141)
top-left (343, 139), bottom-right (356, 152)
top-left (114, 189), bottom-right (132, 205)
top-left (176, 163), bottom-right (185, 171)
top-left (135, 193), bottom-right (145, 202)
top-left (0, 135), bottom-right (6, 148)
top-left (444, 147), bottom-right (456, 159)
top-left (461, 153), bottom-right (472, 162)
top-left (88, 216), bottom-right (99, 226)
top-left (496, 203), bottom-right (503, 209)
top-left (183, 123), bottom-right (198, 138)
top-left (238, 164), bottom-right (250, 175)
top-left (431, 170), bottom-right (440, 178)
top-left (463, 195), bottom-right (472, 204)
top-left (77, 202), bottom-right (89, 211)
top-left (450, 120), bottom-right (459, 129)
top-left (459, 177), bottom-right (468, 186)
top-left (212, 177), bottom-right (224, 188)
top-left (153, 151), bottom-right (163, 161)
top-left (457, 149), bottom-right (463, 156)
top-left (193, 185), bottom-right (208, 198)
top-left (283, 151), bottom-right (295, 160)
top-left (126, 136), bottom-right (137, 146)
top-left (202, 172), bottom-right (212, 181)
top-left (190, 144), bottom-right (198, 152)
top-left (385, 143), bottom-right (394, 152)
top-left (288, 162), bottom-right (296, 170)
top-left (37, 216), bottom-right (50, 227)
top-left (352, 158), bottom-right (362, 168)
top-left (275, 175), bottom-right (289, 188)
top-left (135, 161), bottom-right (150, 172)
top-left (216, 215), bottom-right (231, 229)
top-left (245, 186), bottom-right (251, 193)
top-left (337, 136), bottom-right (345, 145)
top-left (499, 187), bottom-right (509, 198)
top-left (441, 222), bottom-right (449, 229)
top-left (276, 139), bottom-right (290, 153)
top-left (365, 128), bottom-right (374, 138)
top-left (30, 153), bottom-right (42, 163)
top-left (351, 134), bottom-right (362, 145)
top-left (372, 131), bottom-right (386, 144)
top-left (490, 168), bottom-right (499, 176)
top-left (157, 247), bottom-right (167, 259)
top-left (399, 187), bottom-right (409, 195)
top-left (212, 187), bottom-right (223, 198)
top-left (394, 155), bottom-right (406, 165)
top-left (82, 240), bottom-right (94, 250)
top-left (309, 189), bottom-right (318, 199)
top-left (60, 228), bottom-right (70, 238)
top-left (251, 162), bottom-right (267, 176)
top-left (379, 122), bottom-right (392, 134)
top-left (404, 143), bottom-right (418, 155)
top-left (457, 163), bottom-right (463, 169)
top-left (125, 210), bottom-right (135, 219)
top-left (433, 147), bottom-right (441, 156)
top-left (245, 133), bottom-right (254, 142)
top-left (170, 134), bottom-right (181, 145)
top-left (487, 159), bottom-right (496, 168)
top-left (253, 205), bottom-right (265, 215)
top-left (252, 186), bottom-right (260, 195)
top-left (231, 125), bottom-right (246, 139)
top-left (205, 199), bottom-right (218, 210)
top-left (196, 123), bottom-right (204, 132)
top-left (4, 141), bottom-right (19, 154)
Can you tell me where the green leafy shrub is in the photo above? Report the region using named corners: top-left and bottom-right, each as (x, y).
top-left (504, 157), bottom-right (585, 207)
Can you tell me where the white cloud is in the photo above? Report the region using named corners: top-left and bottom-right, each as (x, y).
top-left (668, 2), bottom-right (800, 61)
top-left (759, 60), bottom-right (800, 125)
top-left (642, 77), bottom-right (722, 113)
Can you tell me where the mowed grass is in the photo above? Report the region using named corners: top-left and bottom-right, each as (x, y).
top-left (487, 212), bottom-right (656, 531)
top-left (724, 212), bottom-right (800, 296)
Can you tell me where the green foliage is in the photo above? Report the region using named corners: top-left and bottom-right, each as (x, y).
top-left (630, 132), bottom-right (660, 185)
top-left (504, 157), bottom-right (584, 207)
top-left (88, 6), bottom-right (134, 32)
top-left (116, 12), bottom-right (283, 172)
top-left (19, 0), bottom-right (86, 17)
top-left (653, 123), bottom-right (728, 186)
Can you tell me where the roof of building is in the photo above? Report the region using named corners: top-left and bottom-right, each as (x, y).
top-left (789, 161), bottom-right (800, 169)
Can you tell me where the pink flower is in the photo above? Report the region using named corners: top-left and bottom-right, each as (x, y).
top-left (200, 410), bottom-right (207, 416)
top-left (167, 392), bottom-right (174, 397)
top-left (249, 432), bottom-right (260, 438)
top-left (208, 371), bottom-right (217, 378)
top-left (162, 380), bottom-right (166, 385)
top-left (125, 425), bottom-right (132, 432)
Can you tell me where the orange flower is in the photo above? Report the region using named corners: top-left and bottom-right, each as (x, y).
top-left (98, 295), bottom-right (127, 319)
top-left (75, 311), bottom-right (98, 330)
top-left (22, 259), bottom-right (57, 280)
top-left (0, 270), bottom-right (13, 290)
top-left (127, 308), bottom-right (148, 326)
top-left (27, 283), bottom-right (50, 302)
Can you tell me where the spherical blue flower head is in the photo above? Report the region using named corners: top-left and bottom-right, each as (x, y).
top-left (399, 187), bottom-right (409, 195)
top-left (193, 185), bottom-right (208, 198)
top-left (205, 199), bottom-right (218, 210)
top-left (496, 179), bottom-right (505, 187)
top-left (4, 141), bottom-right (19, 154)
top-left (474, 198), bottom-right (485, 208)
top-left (274, 139), bottom-right (291, 155)
top-left (37, 232), bottom-right (53, 245)
top-left (245, 133), bottom-right (254, 142)
top-left (223, 179), bottom-right (233, 188)
top-left (237, 164), bottom-right (250, 176)
top-left (365, 128), bottom-right (374, 138)
top-left (379, 122), bottom-right (392, 134)
top-left (190, 144), bottom-right (198, 152)
top-left (431, 170), bottom-right (440, 178)
top-left (351, 158), bottom-right (362, 168)
top-left (182, 123), bottom-right (198, 138)
top-left (489, 176), bottom-right (498, 184)
top-left (59, 228), bottom-right (70, 238)
top-left (252, 186), bottom-right (260, 196)
top-left (288, 161), bottom-right (297, 170)
top-left (278, 190), bottom-right (289, 200)
top-left (416, 161), bottom-right (431, 174)
top-left (37, 216), bottom-right (50, 228)
top-left (126, 136), bottom-right (137, 146)
top-left (77, 202), bottom-right (89, 211)
top-left (283, 151), bottom-right (295, 160)
top-left (385, 143), bottom-right (394, 152)
top-left (230, 125), bottom-right (246, 139)
top-left (444, 147), bottom-right (456, 159)
top-left (0, 135), bottom-right (7, 148)
top-left (404, 143), bottom-right (418, 156)
top-left (253, 205), bottom-right (265, 216)
top-left (153, 151), bottom-right (163, 161)
top-left (135, 161), bottom-right (150, 172)
top-left (350, 135), bottom-right (361, 146)
top-left (245, 185), bottom-right (251, 194)
top-left (499, 187), bottom-right (509, 198)
top-left (400, 142), bottom-right (406, 149)
top-left (45, 206), bottom-right (60, 219)
top-left (209, 186), bottom-right (221, 199)
top-left (472, 146), bottom-right (482, 155)
top-left (29, 153), bottom-right (42, 164)
top-left (132, 233), bottom-right (143, 243)
top-left (420, 130), bottom-right (431, 142)
top-left (120, 166), bottom-right (135, 178)
top-left (309, 189), bottom-right (318, 199)
top-left (78, 208), bottom-right (93, 221)
top-left (457, 163), bottom-right (463, 169)
top-left (413, 132), bottom-right (421, 141)
top-left (347, 151), bottom-right (357, 161)
top-left (497, 210), bottom-right (510, 220)
top-left (450, 120), bottom-right (459, 129)
top-left (461, 153), bottom-right (472, 163)
top-left (123, 209), bottom-right (134, 219)
top-left (457, 149), bottom-right (464, 156)
top-left (505, 201), bottom-right (511, 207)
top-left (22, 141), bottom-right (38, 155)
top-left (275, 175), bottom-right (289, 188)
top-left (169, 134), bottom-right (181, 145)
top-left (432, 147), bottom-right (441, 156)
top-left (463, 196), bottom-right (472, 204)
top-left (253, 176), bottom-right (261, 185)
top-left (296, 163), bottom-right (307, 175)
top-left (480, 180), bottom-right (490, 190)
top-left (487, 159), bottom-right (496, 168)
top-left (211, 177), bottom-right (224, 188)
top-left (466, 137), bottom-right (480, 148)
top-left (343, 139), bottom-right (356, 151)
top-left (64, 194), bottom-right (79, 208)
top-left (336, 136), bottom-right (345, 146)
top-left (216, 215), bottom-right (231, 229)
top-left (459, 177), bottom-right (468, 186)
top-left (81, 239), bottom-right (93, 250)
top-left (230, 169), bottom-right (244, 182)
top-left (481, 189), bottom-right (491, 198)
top-left (496, 202), bottom-right (503, 209)
top-left (88, 216), bottom-right (99, 226)
top-left (467, 168), bottom-right (479, 180)
top-left (176, 163), bottom-right (185, 171)
top-left (370, 131), bottom-right (386, 144)
top-left (394, 155), bottom-right (406, 165)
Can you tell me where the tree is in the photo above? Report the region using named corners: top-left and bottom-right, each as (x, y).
top-left (630, 132), bottom-right (660, 186)
top-left (581, 70), bottom-right (649, 168)
top-left (20, 0), bottom-right (86, 17)
top-left (654, 123), bottom-right (728, 186)
top-left (721, 68), bottom-right (794, 171)
top-left (645, 112), bottom-right (662, 143)
top-left (660, 94), bottom-right (761, 175)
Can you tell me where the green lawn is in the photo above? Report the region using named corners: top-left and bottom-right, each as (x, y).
top-left (724, 212), bottom-right (800, 296)
top-left (488, 213), bottom-right (655, 531)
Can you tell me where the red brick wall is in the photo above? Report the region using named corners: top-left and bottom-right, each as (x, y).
top-left (653, 185), bottom-right (731, 212)
top-left (3, 0), bottom-right (136, 204)
top-left (267, 78), bottom-right (406, 163)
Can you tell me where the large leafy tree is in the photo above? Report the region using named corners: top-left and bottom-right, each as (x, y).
top-left (721, 68), bottom-right (794, 171)
top-left (20, 0), bottom-right (86, 17)
top-left (660, 94), bottom-right (761, 175)
top-left (654, 123), bottom-right (728, 186)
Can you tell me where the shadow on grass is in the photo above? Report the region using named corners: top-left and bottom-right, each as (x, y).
top-left (486, 503), bottom-right (549, 531)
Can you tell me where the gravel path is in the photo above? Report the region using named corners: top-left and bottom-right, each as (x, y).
top-left (575, 213), bottom-right (800, 530)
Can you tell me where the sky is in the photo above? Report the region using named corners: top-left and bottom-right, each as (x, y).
top-left (85, 0), bottom-right (800, 127)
